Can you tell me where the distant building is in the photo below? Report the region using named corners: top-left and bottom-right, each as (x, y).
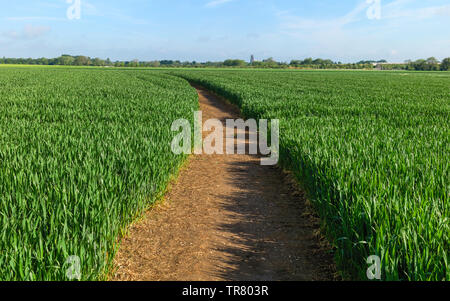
top-left (374, 62), bottom-right (404, 70)
top-left (250, 55), bottom-right (255, 64)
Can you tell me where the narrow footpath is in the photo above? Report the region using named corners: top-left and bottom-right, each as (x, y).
top-left (112, 85), bottom-right (336, 281)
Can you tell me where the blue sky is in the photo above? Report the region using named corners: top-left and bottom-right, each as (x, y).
top-left (1, 0), bottom-right (449, 62)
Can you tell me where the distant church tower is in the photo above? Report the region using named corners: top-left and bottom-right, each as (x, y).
top-left (250, 55), bottom-right (255, 64)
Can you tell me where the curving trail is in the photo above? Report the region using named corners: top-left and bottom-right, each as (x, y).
top-left (112, 85), bottom-right (336, 281)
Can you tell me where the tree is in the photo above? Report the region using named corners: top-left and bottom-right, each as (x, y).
top-left (74, 56), bottom-right (89, 66)
top-left (412, 59), bottom-right (427, 71)
top-left (148, 61), bottom-right (160, 67)
top-left (129, 59), bottom-right (139, 67)
top-left (262, 58), bottom-right (278, 68)
top-left (302, 58), bottom-right (313, 65)
top-left (426, 57), bottom-right (439, 71)
top-left (58, 55), bottom-right (75, 65)
top-left (160, 60), bottom-right (174, 66)
top-left (37, 57), bottom-right (49, 65)
top-left (312, 58), bottom-right (324, 65)
top-left (114, 61), bottom-right (125, 67)
top-left (223, 59), bottom-right (246, 67)
top-left (92, 57), bottom-right (105, 66)
top-left (440, 58), bottom-right (450, 71)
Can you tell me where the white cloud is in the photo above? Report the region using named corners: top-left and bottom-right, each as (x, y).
top-left (82, 0), bottom-right (98, 15)
top-left (279, 0), bottom-right (450, 32)
top-left (278, 1), bottom-right (369, 32)
top-left (3, 25), bottom-right (51, 40)
top-left (77, 1), bottom-right (150, 25)
top-left (24, 24), bottom-right (51, 38)
top-left (273, 0), bottom-right (450, 62)
top-left (205, 0), bottom-right (234, 8)
top-left (6, 17), bottom-right (65, 21)
top-left (383, 3), bottom-right (450, 19)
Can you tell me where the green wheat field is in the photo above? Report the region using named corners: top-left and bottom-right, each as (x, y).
top-left (0, 66), bottom-right (448, 280)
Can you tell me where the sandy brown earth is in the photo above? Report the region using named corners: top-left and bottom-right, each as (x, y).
top-left (112, 85), bottom-right (336, 281)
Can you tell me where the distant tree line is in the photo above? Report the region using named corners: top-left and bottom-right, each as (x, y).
top-left (378, 57), bottom-right (450, 71)
top-left (221, 57), bottom-right (379, 69)
top-left (0, 55), bottom-right (158, 67)
top-left (357, 59), bottom-right (388, 64)
top-left (288, 58), bottom-right (376, 70)
top-left (1, 55), bottom-right (449, 71)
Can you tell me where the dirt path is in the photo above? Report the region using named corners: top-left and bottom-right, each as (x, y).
top-left (112, 85), bottom-right (336, 281)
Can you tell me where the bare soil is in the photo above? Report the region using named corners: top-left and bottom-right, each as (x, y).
top-left (112, 85), bottom-right (336, 281)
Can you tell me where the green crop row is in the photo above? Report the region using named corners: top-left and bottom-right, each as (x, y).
top-left (0, 68), bottom-right (198, 280)
top-left (171, 69), bottom-right (449, 281)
